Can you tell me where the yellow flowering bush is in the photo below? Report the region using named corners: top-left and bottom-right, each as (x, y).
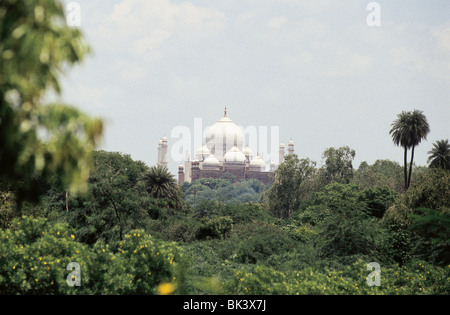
top-left (116, 229), bottom-right (181, 294)
top-left (225, 259), bottom-right (450, 295)
top-left (0, 217), bottom-right (182, 294)
top-left (0, 217), bottom-right (91, 294)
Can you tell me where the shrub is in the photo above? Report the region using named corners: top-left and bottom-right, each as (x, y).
top-left (219, 202), bottom-right (272, 225)
top-left (231, 223), bottom-right (297, 264)
top-left (287, 224), bottom-right (317, 243)
top-left (408, 208), bottom-right (450, 265)
top-left (196, 216), bottom-right (233, 240)
top-left (163, 222), bottom-right (197, 243)
top-left (116, 229), bottom-right (181, 294)
top-left (383, 168), bottom-right (450, 225)
top-left (295, 205), bottom-right (330, 226)
top-left (359, 186), bottom-right (398, 218)
top-left (0, 216), bottom-right (183, 294)
top-left (225, 259), bottom-right (450, 295)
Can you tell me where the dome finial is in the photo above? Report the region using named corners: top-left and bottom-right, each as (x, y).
top-left (224, 106), bottom-right (227, 117)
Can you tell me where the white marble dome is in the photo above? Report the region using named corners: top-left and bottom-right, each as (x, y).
top-left (249, 156), bottom-right (266, 170)
top-left (243, 146), bottom-right (254, 158)
top-left (205, 111), bottom-right (244, 161)
top-left (203, 154), bottom-right (220, 166)
top-left (224, 146), bottom-right (246, 163)
top-left (195, 144), bottom-right (210, 161)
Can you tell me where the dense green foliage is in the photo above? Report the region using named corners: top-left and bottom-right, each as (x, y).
top-left (0, 216), bottom-right (181, 294)
top-left (383, 168), bottom-right (450, 226)
top-left (353, 160), bottom-right (404, 192)
top-left (2, 150), bottom-right (449, 295)
top-left (320, 146), bottom-right (356, 185)
top-left (141, 165), bottom-right (183, 210)
top-left (183, 178), bottom-right (268, 205)
top-left (225, 260), bottom-right (449, 295)
top-left (265, 155), bottom-right (316, 219)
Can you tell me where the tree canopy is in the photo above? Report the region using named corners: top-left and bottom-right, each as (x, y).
top-left (320, 146), bottom-right (355, 185)
top-left (427, 139), bottom-right (450, 170)
top-left (390, 110), bottom-right (430, 189)
top-left (265, 154), bottom-right (316, 219)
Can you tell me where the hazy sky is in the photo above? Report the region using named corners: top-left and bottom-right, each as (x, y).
top-left (57, 0), bottom-right (450, 174)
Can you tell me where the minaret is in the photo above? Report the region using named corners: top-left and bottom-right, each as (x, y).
top-left (157, 139), bottom-right (163, 166)
top-left (288, 139), bottom-right (295, 155)
top-left (184, 151), bottom-right (191, 183)
top-left (279, 142), bottom-right (285, 164)
top-left (157, 136), bottom-right (168, 167)
top-left (178, 165), bottom-right (185, 185)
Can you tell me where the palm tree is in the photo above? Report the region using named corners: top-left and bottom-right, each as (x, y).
top-left (427, 139), bottom-right (450, 170)
top-left (141, 165), bottom-right (182, 209)
top-left (390, 110), bottom-right (430, 190)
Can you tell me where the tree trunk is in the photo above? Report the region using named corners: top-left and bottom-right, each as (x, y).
top-left (66, 191), bottom-right (69, 212)
top-left (110, 197), bottom-right (123, 241)
top-left (403, 146), bottom-right (408, 191)
top-left (407, 145), bottom-right (415, 188)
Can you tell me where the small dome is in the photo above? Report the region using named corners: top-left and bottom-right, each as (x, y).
top-left (178, 164), bottom-right (184, 170)
top-left (250, 156), bottom-right (266, 168)
top-left (162, 136), bottom-right (168, 142)
top-left (203, 154), bottom-right (220, 166)
top-left (270, 160), bottom-right (276, 166)
top-left (288, 139), bottom-right (294, 145)
top-left (279, 142), bottom-right (285, 148)
top-left (195, 145), bottom-right (210, 159)
top-left (243, 146), bottom-right (254, 157)
top-left (224, 146), bottom-right (246, 163)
